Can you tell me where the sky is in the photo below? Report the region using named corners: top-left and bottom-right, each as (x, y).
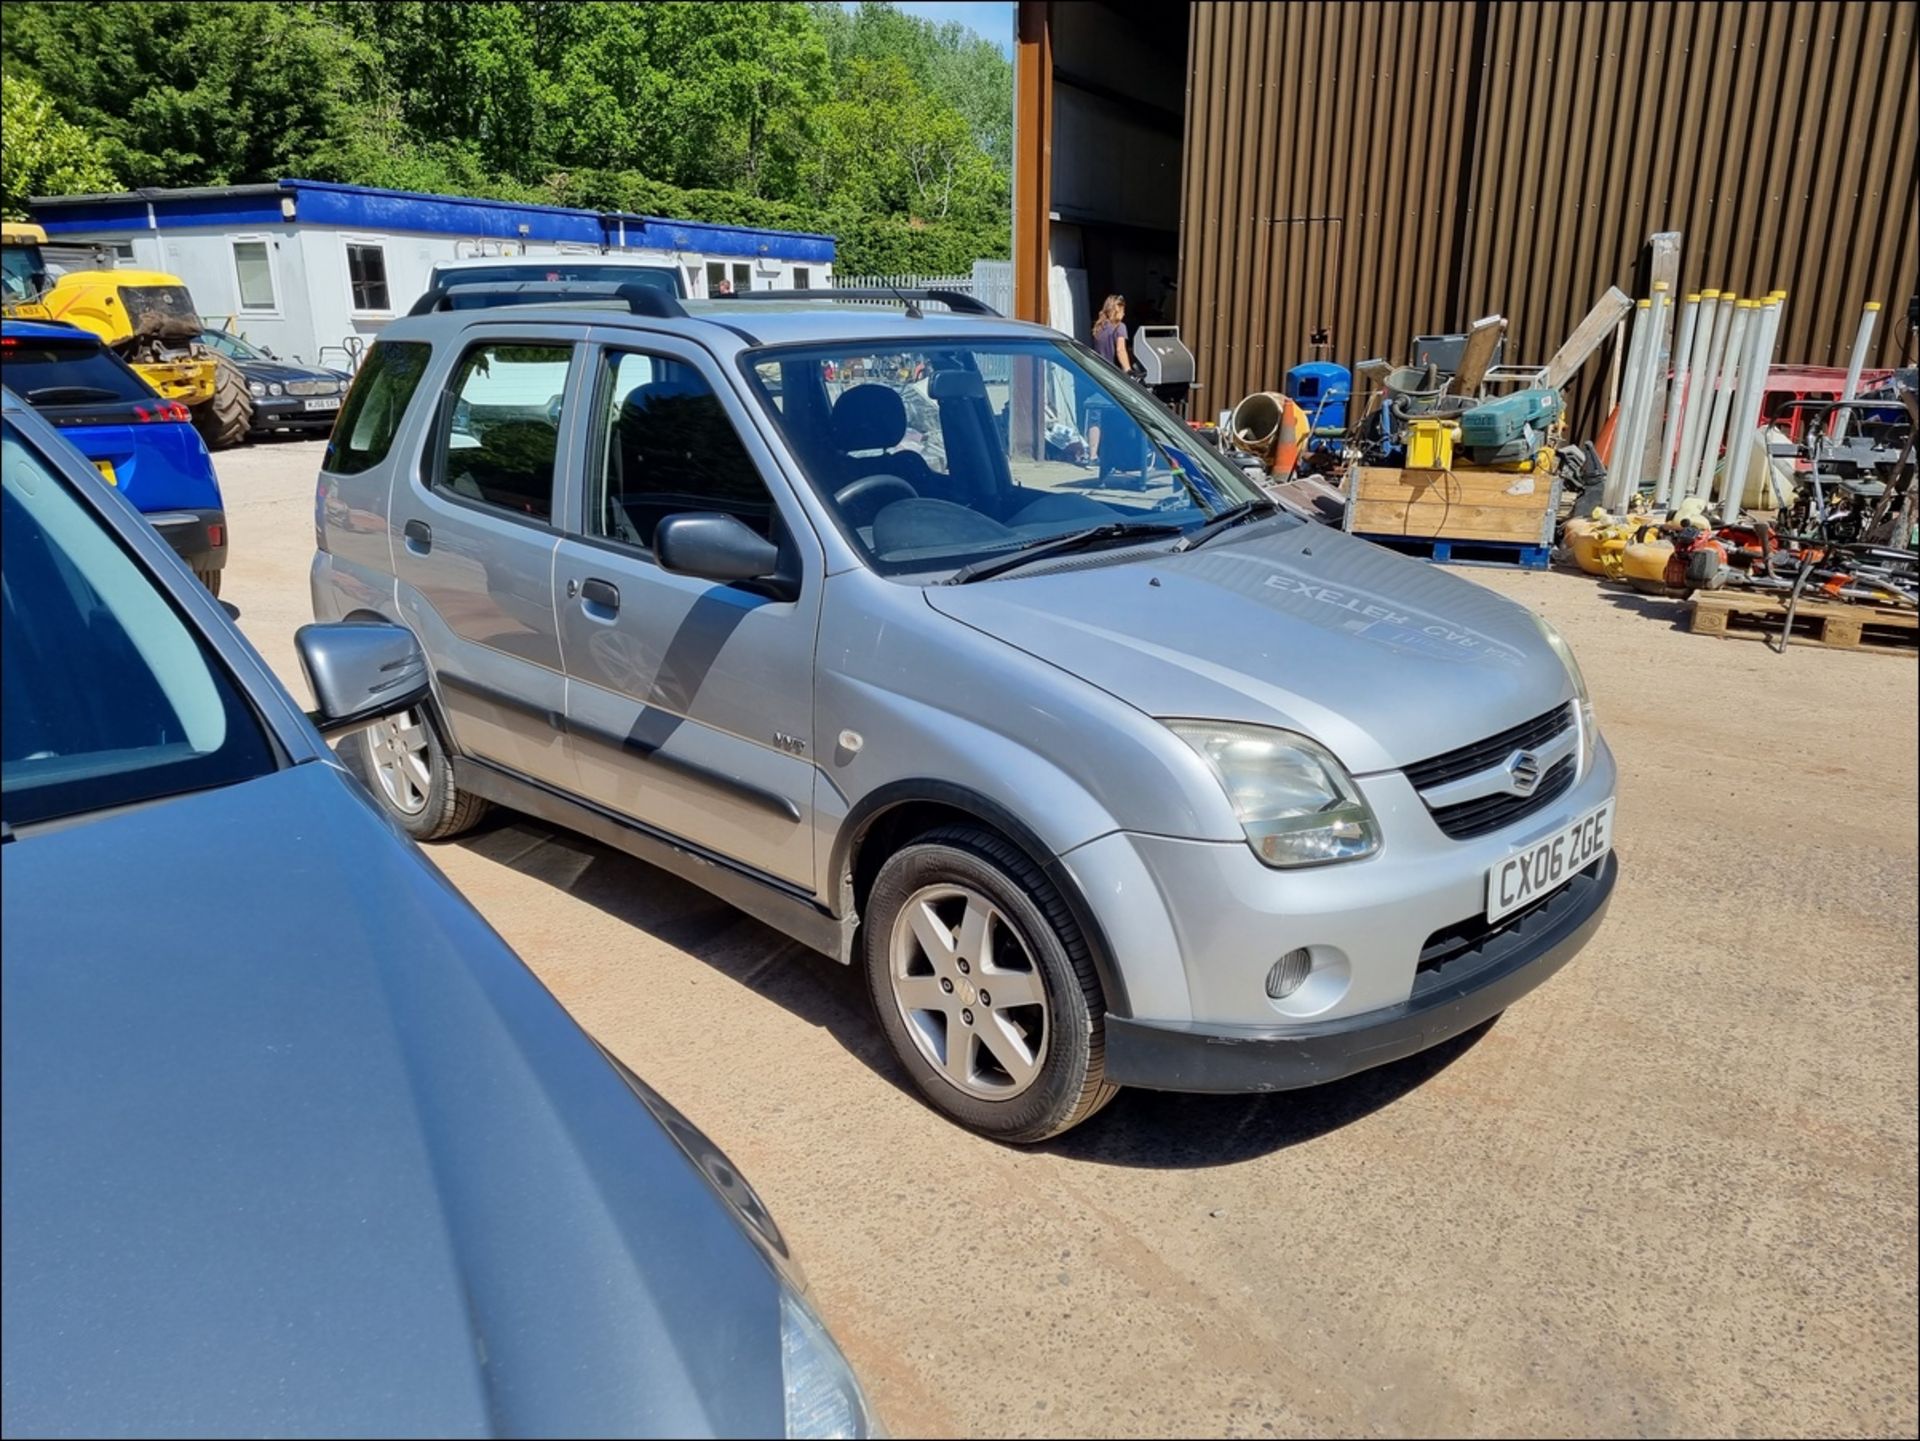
top-left (843, 1), bottom-right (1015, 56)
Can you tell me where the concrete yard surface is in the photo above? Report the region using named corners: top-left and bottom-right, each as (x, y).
top-left (220, 439), bottom-right (1918, 1438)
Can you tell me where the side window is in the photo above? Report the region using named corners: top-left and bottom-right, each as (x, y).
top-left (231, 239), bottom-right (275, 311)
top-left (347, 243), bottom-right (390, 313)
top-left (324, 340), bottom-right (431, 476)
top-left (589, 348), bottom-right (773, 550)
top-left (436, 343), bottom-right (572, 523)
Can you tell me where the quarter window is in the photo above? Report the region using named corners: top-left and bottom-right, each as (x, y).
top-left (589, 349), bottom-right (772, 550)
top-left (325, 340), bottom-right (431, 476)
top-left (436, 343), bottom-right (573, 523)
top-left (231, 239), bottom-right (275, 311)
top-left (347, 243), bottom-right (390, 312)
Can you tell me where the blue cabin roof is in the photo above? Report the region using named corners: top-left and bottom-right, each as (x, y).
top-left (30, 180), bottom-right (835, 264)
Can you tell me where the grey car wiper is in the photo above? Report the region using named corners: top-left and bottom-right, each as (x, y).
top-left (1173, 497), bottom-right (1283, 552)
top-left (945, 521), bottom-right (1185, 584)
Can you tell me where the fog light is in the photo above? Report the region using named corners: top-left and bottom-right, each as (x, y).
top-left (1266, 948), bottom-right (1313, 999)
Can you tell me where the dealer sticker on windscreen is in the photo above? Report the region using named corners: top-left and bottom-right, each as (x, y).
top-left (1486, 800), bottom-right (1613, 923)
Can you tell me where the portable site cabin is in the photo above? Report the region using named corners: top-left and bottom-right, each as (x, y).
top-left (30, 179), bottom-right (836, 370)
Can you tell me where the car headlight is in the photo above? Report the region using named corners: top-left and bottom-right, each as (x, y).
top-left (780, 1287), bottom-right (882, 1438)
top-left (268, 382), bottom-right (285, 396)
top-left (1535, 617), bottom-right (1597, 766)
top-left (247, 380), bottom-right (266, 397)
top-left (1165, 721), bottom-right (1381, 866)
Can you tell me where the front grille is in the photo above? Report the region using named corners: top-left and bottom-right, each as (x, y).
top-left (1410, 855), bottom-right (1606, 1001)
top-left (1426, 754), bottom-right (1576, 839)
top-left (1403, 703), bottom-right (1575, 791)
top-left (286, 379), bottom-right (339, 397)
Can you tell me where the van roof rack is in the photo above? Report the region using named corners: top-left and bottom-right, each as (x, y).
top-left (711, 287), bottom-right (1001, 318)
top-left (407, 279), bottom-right (687, 318)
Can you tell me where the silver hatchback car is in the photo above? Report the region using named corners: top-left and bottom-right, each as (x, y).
top-left (313, 287), bottom-right (1617, 1142)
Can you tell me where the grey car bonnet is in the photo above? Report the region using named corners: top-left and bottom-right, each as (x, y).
top-left (923, 523), bottom-right (1567, 774)
top-left (1, 762), bottom-right (788, 1438)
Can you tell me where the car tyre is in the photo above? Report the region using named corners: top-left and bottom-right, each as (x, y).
top-left (863, 825), bottom-right (1118, 1143)
top-left (193, 565), bottom-right (222, 598)
top-left (341, 703), bottom-right (489, 841)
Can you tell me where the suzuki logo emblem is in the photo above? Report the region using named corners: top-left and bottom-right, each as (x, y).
top-left (1506, 750), bottom-right (1543, 795)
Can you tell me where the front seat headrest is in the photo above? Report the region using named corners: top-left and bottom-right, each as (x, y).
top-left (831, 384), bottom-right (908, 453)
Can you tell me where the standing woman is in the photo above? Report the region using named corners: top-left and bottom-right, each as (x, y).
top-left (1092, 294), bottom-right (1131, 371)
top-left (1087, 294), bottom-right (1130, 463)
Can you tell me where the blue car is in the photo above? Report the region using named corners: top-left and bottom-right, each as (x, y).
top-left (1, 318), bottom-right (227, 594)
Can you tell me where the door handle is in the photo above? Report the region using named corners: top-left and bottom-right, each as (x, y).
top-left (579, 577), bottom-right (621, 613)
top-left (403, 518), bottom-right (433, 554)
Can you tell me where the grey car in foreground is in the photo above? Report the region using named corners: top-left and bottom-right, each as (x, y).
top-left (0, 392), bottom-right (878, 1438)
top-left (313, 288), bottom-right (1618, 1143)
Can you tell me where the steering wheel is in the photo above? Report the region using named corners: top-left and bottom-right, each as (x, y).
top-left (833, 473), bottom-right (918, 527)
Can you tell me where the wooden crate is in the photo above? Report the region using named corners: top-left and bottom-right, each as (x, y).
top-left (1344, 464), bottom-right (1557, 546)
top-left (1688, 592), bottom-right (1918, 654)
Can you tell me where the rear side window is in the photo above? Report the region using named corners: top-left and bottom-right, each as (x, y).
top-left (435, 342), bottom-right (573, 522)
top-left (1, 339), bottom-right (153, 405)
top-left (325, 341), bottom-right (431, 476)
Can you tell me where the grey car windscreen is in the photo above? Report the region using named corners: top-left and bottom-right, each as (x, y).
top-left (744, 336), bottom-right (1272, 576)
top-left (0, 423), bottom-right (277, 828)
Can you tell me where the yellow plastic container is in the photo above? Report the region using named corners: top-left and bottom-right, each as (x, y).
top-left (1406, 418), bottom-right (1457, 470)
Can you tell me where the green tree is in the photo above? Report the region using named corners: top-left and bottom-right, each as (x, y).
top-left (1, 71), bottom-right (116, 217)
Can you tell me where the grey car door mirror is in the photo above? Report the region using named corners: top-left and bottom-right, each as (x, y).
top-left (654, 512), bottom-right (780, 584)
top-left (295, 621), bottom-right (432, 736)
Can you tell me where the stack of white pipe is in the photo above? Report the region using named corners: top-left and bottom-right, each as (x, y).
top-left (1692, 298), bottom-right (1753, 504)
top-left (1670, 288), bottom-right (1722, 506)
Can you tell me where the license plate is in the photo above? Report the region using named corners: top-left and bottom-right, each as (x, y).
top-left (1487, 800), bottom-right (1613, 922)
top-left (302, 397), bottom-right (341, 412)
top-left (94, 460), bottom-right (117, 486)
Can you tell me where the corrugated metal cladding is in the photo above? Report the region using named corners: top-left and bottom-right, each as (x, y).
top-left (1180, 1), bottom-right (1918, 422)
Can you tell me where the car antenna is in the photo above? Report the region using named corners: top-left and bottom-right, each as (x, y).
top-left (890, 285), bottom-right (923, 320)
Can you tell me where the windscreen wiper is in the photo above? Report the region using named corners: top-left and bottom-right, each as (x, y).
top-left (946, 521), bottom-right (1184, 585)
top-left (1172, 497), bottom-right (1283, 552)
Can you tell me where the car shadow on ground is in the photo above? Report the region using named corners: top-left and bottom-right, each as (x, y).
top-left (454, 813), bottom-right (917, 1097)
top-left (1038, 1020), bottom-right (1494, 1168)
top-left (455, 811), bottom-right (1493, 1166)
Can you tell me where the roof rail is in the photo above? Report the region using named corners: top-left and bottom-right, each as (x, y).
top-left (406, 279), bottom-right (687, 319)
top-left (711, 287), bottom-right (1002, 318)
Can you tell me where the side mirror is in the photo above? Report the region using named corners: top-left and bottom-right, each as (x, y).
top-left (654, 512), bottom-right (780, 584)
top-left (295, 621), bottom-right (430, 736)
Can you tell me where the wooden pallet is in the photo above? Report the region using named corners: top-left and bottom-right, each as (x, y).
top-left (1687, 592), bottom-right (1919, 653)
top-left (1359, 533), bottom-right (1553, 570)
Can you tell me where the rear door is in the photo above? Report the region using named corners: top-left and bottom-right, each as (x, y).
top-left (552, 331), bottom-right (822, 889)
top-left (390, 324), bottom-right (585, 791)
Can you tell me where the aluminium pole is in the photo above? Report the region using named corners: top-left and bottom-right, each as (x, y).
top-left (1829, 300), bottom-right (1880, 442)
top-left (1607, 298), bottom-right (1653, 511)
top-left (1655, 292), bottom-right (1701, 507)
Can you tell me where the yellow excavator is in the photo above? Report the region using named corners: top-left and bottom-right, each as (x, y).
top-left (2, 221), bottom-right (252, 448)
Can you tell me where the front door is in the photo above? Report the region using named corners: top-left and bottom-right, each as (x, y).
top-left (391, 328), bottom-right (582, 790)
top-left (553, 336), bottom-right (821, 889)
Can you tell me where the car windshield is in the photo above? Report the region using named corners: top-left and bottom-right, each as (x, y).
top-left (2, 336), bottom-right (154, 404)
top-left (745, 337), bottom-right (1275, 577)
top-left (1, 420), bottom-right (277, 829)
top-left (203, 329), bottom-right (265, 361)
